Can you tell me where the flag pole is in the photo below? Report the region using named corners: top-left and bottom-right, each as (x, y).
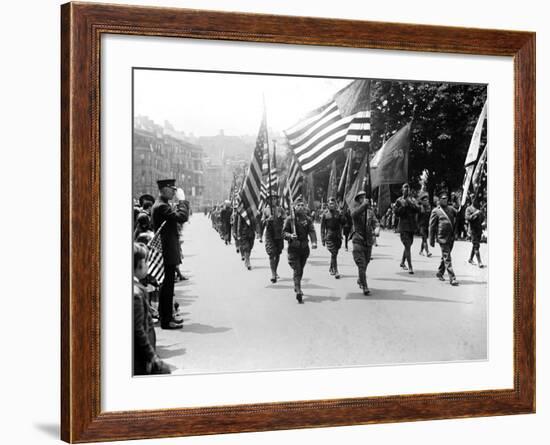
top-left (263, 96), bottom-right (274, 217)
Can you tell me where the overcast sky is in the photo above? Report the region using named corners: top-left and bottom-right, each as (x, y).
top-left (134, 69), bottom-right (352, 137)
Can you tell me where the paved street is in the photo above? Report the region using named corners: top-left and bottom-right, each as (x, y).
top-left (157, 214), bottom-right (487, 375)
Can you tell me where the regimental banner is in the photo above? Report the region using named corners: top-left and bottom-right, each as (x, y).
top-left (370, 123), bottom-right (411, 189)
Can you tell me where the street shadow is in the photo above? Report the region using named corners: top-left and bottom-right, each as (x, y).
top-left (33, 423), bottom-right (59, 439)
top-left (308, 260), bottom-right (331, 267)
top-left (181, 323), bottom-right (232, 334)
top-left (346, 288), bottom-right (470, 304)
top-left (452, 278), bottom-right (487, 286)
top-left (157, 346), bottom-right (187, 359)
top-left (174, 294), bottom-right (199, 308)
top-left (374, 277), bottom-right (416, 283)
top-left (395, 270), bottom-right (437, 279)
top-left (249, 265), bottom-right (270, 270)
top-left (265, 282), bottom-right (332, 290)
top-left (303, 295), bottom-right (341, 303)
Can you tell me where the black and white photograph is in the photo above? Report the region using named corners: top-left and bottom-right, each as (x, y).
top-left (132, 68), bottom-right (488, 376)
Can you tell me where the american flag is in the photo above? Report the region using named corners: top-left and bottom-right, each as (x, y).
top-left (238, 113), bottom-right (268, 225)
top-left (284, 79), bottom-right (371, 173)
top-left (147, 221), bottom-right (166, 285)
top-left (258, 149), bottom-right (279, 212)
top-left (282, 155), bottom-right (304, 207)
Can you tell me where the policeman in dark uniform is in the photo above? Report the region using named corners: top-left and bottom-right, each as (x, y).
top-left (151, 179), bottom-right (190, 329)
top-left (283, 198), bottom-right (317, 303)
top-left (351, 191), bottom-right (379, 295)
top-left (262, 194), bottom-right (286, 283)
top-left (320, 197), bottom-right (345, 279)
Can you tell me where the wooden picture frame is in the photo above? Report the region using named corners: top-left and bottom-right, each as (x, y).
top-left (61, 2), bottom-right (535, 442)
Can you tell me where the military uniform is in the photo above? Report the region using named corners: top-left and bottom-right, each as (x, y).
top-left (151, 184), bottom-right (190, 328)
top-left (263, 206), bottom-right (286, 282)
top-left (350, 194), bottom-right (379, 294)
top-left (394, 195), bottom-right (420, 271)
top-left (342, 208), bottom-right (353, 251)
top-left (220, 205), bottom-right (232, 244)
top-left (237, 213), bottom-right (256, 269)
top-left (465, 204), bottom-right (485, 267)
top-left (429, 204), bottom-right (458, 284)
top-left (283, 211), bottom-right (317, 303)
top-left (320, 208), bottom-right (345, 278)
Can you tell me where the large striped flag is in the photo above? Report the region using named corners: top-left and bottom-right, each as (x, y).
top-left (238, 112), bottom-right (268, 225)
top-left (284, 79), bottom-right (371, 173)
top-left (146, 221), bottom-right (166, 285)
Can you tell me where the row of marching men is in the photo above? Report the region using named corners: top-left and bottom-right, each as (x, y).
top-left (208, 190), bottom-right (378, 304)
top-left (210, 183), bottom-right (487, 304)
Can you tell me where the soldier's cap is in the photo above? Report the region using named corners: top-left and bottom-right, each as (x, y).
top-left (157, 179), bottom-right (177, 190)
top-left (294, 197), bottom-right (304, 204)
top-left (439, 191), bottom-right (449, 199)
top-left (138, 194), bottom-right (155, 205)
top-left (354, 190), bottom-right (367, 202)
top-left (269, 192), bottom-right (279, 198)
top-left (327, 196), bottom-right (337, 203)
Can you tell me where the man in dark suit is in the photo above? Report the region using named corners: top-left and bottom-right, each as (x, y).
top-left (429, 192), bottom-right (459, 286)
top-left (151, 179), bottom-right (190, 329)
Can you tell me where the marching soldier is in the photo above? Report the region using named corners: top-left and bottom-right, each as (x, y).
top-left (351, 191), bottom-right (379, 295)
top-left (320, 197), bottom-right (345, 279)
top-left (151, 179), bottom-right (190, 329)
top-left (418, 191), bottom-right (432, 257)
top-left (220, 200), bottom-right (232, 245)
top-left (394, 183), bottom-right (421, 274)
top-left (236, 212), bottom-right (256, 270)
top-left (465, 196), bottom-right (486, 268)
top-left (262, 194), bottom-right (286, 283)
top-left (283, 198), bottom-right (317, 304)
top-left (342, 206), bottom-right (353, 251)
top-left (429, 191), bottom-right (459, 286)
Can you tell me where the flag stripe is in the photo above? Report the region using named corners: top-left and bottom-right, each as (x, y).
top-left (288, 107), bottom-right (342, 146)
top-left (285, 102), bottom-right (338, 139)
top-left (293, 117), bottom-right (353, 156)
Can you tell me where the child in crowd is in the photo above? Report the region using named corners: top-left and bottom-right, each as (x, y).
top-left (133, 242), bottom-right (170, 375)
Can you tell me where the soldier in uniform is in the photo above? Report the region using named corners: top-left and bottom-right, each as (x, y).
top-left (351, 191), bottom-right (379, 295)
top-left (465, 196), bottom-right (486, 268)
top-left (236, 211), bottom-right (256, 270)
top-left (220, 200), bottom-right (233, 245)
top-left (394, 183), bottom-right (421, 274)
top-left (283, 198), bottom-right (317, 303)
top-left (342, 206), bottom-right (353, 251)
top-left (429, 191), bottom-right (459, 286)
top-left (261, 194), bottom-right (286, 283)
top-left (418, 191), bottom-right (432, 257)
top-left (151, 179), bottom-right (190, 329)
top-left (320, 197), bottom-right (345, 279)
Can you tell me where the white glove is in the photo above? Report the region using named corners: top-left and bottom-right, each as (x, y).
top-left (175, 187), bottom-right (185, 201)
